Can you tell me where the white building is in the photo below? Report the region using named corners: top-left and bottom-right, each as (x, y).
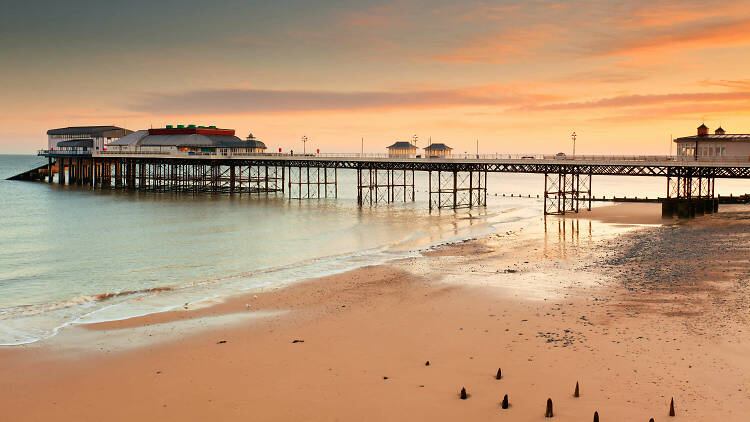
top-left (674, 124), bottom-right (750, 158)
top-left (106, 126), bottom-right (267, 155)
top-left (47, 126), bottom-right (133, 152)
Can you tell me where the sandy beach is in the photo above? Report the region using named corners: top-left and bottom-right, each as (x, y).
top-left (2, 202), bottom-right (750, 421)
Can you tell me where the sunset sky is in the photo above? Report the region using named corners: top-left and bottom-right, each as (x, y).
top-left (2, 0), bottom-right (750, 154)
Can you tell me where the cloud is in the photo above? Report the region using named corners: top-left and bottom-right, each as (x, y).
top-left (555, 69), bottom-right (646, 84)
top-left (512, 91), bottom-right (750, 112)
top-left (587, 102), bottom-right (750, 123)
top-left (433, 25), bottom-right (559, 63)
top-left (596, 17), bottom-right (750, 57)
top-left (128, 86), bottom-right (549, 115)
top-left (698, 79), bottom-right (750, 91)
top-left (613, 0), bottom-right (750, 29)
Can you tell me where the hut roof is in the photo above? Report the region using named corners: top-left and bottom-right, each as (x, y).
top-left (387, 141), bottom-right (417, 149)
top-left (424, 143), bottom-right (452, 151)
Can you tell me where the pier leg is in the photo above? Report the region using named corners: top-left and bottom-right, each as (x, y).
top-left (662, 200), bottom-right (676, 218)
top-left (695, 199), bottom-right (705, 216)
top-left (58, 158), bottom-right (65, 184)
top-left (677, 200), bottom-right (690, 218)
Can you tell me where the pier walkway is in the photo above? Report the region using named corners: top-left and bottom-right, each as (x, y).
top-left (18, 150), bottom-right (750, 217)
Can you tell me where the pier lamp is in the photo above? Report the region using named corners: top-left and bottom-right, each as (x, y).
top-left (571, 131), bottom-right (577, 156)
top-left (301, 135), bottom-right (308, 154)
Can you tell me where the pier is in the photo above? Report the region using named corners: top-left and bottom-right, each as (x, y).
top-left (19, 149), bottom-right (750, 217)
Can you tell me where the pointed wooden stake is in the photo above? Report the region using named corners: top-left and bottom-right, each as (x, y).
top-left (574, 381), bottom-right (580, 397)
top-left (593, 411), bottom-right (599, 422)
top-left (545, 398), bottom-right (554, 417)
top-left (460, 387), bottom-right (467, 400)
top-left (496, 368), bottom-right (502, 380)
top-left (669, 397), bottom-right (675, 416)
top-left (501, 394), bottom-right (509, 409)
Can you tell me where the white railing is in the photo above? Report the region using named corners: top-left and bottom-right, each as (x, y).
top-left (38, 149), bottom-right (94, 156)
top-left (81, 149), bottom-right (750, 164)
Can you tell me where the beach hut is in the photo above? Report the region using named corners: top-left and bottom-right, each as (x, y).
top-left (387, 141), bottom-right (417, 158)
top-left (424, 143), bottom-right (453, 158)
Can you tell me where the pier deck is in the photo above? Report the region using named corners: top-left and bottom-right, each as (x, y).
top-left (17, 150), bottom-right (750, 216)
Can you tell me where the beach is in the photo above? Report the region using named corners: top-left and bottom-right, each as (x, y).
top-left (2, 202), bottom-right (750, 421)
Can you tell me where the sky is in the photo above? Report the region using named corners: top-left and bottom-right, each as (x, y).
top-left (2, 0), bottom-right (750, 154)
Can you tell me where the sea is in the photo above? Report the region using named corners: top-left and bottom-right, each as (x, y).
top-left (1, 154), bottom-right (747, 345)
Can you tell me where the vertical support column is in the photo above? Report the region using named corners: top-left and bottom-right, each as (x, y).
top-left (115, 161), bottom-right (122, 188)
top-left (58, 158), bottom-right (65, 184)
top-left (428, 170), bottom-right (432, 211)
top-left (357, 168), bottom-right (362, 205)
top-left (230, 165), bottom-right (236, 194)
top-left (452, 171), bottom-right (457, 209)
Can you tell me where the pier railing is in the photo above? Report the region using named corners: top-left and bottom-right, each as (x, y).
top-left (90, 149), bottom-right (750, 164)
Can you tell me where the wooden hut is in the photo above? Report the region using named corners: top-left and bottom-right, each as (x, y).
top-left (424, 143), bottom-right (452, 158)
top-left (387, 141), bottom-right (417, 158)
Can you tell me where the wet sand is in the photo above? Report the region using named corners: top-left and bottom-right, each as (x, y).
top-left (2, 203), bottom-right (750, 421)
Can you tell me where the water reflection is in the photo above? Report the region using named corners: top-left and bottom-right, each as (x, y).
top-left (543, 216), bottom-right (593, 258)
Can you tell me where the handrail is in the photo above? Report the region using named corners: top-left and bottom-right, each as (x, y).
top-left (90, 149), bottom-right (750, 164)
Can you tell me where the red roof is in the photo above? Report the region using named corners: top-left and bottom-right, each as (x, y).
top-left (148, 127), bottom-right (235, 136)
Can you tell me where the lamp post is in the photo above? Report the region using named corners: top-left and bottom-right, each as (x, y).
top-left (301, 135), bottom-right (308, 155)
top-left (571, 131), bottom-right (577, 156)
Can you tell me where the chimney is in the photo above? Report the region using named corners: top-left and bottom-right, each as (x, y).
top-left (697, 124), bottom-right (709, 136)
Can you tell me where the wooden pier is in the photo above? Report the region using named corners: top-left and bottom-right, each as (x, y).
top-left (13, 151), bottom-right (750, 216)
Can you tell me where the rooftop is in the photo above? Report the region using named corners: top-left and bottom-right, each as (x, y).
top-left (387, 141), bottom-right (417, 149)
top-left (47, 126), bottom-right (131, 136)
top-left (424, 143), bottom-right (452, 150)
top-left (674, 134), bottom-right (750, 142)
top-left (108, 129), bottom-right (266, 149)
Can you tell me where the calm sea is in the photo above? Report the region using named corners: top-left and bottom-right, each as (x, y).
top-left (0, 154), bottom-right (747, 345)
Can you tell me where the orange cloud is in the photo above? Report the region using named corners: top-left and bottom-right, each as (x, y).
top-left (128, 86), bottom-right (555, 116)
top-left (614, 1), bottom-right (747, 29)
top-left (433, 25), bottom-right (559, 63)
top-left (698, 79), bottom-right (750, 91)
top-left (588, 102), bottom-right (750, 123)
top-left (513, 91), bottom-right (750, 112)
top-left (599, 17), bottom-right (750, 56)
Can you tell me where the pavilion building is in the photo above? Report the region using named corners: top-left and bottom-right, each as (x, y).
top-left (48, 126), bottom-right (133, 153)
top-left (106, 125), bottom-right (267, 155)
top-left (674, 124), bottom-right (750, 158)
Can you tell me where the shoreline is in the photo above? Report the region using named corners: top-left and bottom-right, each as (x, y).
top-left (2, 203), bottom-right (750, 420)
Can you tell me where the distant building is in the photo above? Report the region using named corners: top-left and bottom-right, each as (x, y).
top-left (107, 125), bottom-right (267, 155)
top-left (387, 141), bottom-right (417, 157)
top-left (674, 124), bottom-right (750, 158)
top-left (424, 143), bottom-right (452, 158)
top-left (245, 133), bottom-right (267, 153)
top-left (48, 126), bottom-right (132, 152)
